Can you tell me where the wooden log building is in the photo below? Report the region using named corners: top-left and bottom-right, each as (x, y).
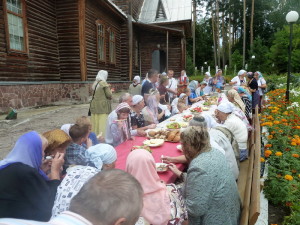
top-left (0, 0), bottom-right (191, 112)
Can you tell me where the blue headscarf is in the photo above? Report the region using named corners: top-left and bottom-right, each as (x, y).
top-left (256, 71), bottom-right (263, 79)
top-left (236, 87), bottom-right (252, 101)
top-left (0, 131), bottom-right (49, 180)
top-left (188, 80), bottom-right (198, 93)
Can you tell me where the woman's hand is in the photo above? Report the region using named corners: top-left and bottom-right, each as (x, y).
top-left (161, 155), bottom-right (174, 163)
top-left (147, 124), bottom-right (156, 129)
top-left (50, 153), bottom-right (65, 180)
top-left (41, 157), bottom-right (52, 174)
top-left (168, 163), bottom-right (182, 177)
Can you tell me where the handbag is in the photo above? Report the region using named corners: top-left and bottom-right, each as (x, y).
top-left (88, 82), bottom-right (100, 116)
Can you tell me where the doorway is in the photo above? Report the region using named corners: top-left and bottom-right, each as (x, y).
top-left (152, 50), bottom-right (166, 73)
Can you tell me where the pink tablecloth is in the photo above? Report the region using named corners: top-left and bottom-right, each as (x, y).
top-left (115, 136), bottom-right (185, 184)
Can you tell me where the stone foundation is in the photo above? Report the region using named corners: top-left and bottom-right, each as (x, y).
top-left (0, 82), bottom-right (130, 113)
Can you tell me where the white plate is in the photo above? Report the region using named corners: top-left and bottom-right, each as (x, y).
top-left (155, 163), bottom-right (168, 172)
top-left (176, 144), bottom-right (182, 152)
top-left (143, 139), bottom-right (164, 147)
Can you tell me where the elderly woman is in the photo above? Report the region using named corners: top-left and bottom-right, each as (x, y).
top-left (169, 126), bottom-right (240, 224)
top-left (203, 72), bottom-right (212, 94)
top-left (235, 87), bottom-right (252, 119)
top-left (129, 75), bottom-right (142, 96)
top-left (227, 89), bottom-right (246, 112)
top-left (230, 69), bottom-right (247, 87)
top-left (254, 71), bottom-right (267, 108)
top-left (131, 95), bottom-right (156, 131)
top-left (52, 144), bottom-right (117, 218)
top-left (215, 102), bottom-right (248, 161)
top-left (0, 131), bottom-right (64, 221)
top-left (142, 89), bottom-right (165, 125)
top-left (211, 69), bottom-right (225, 91)
top-left (126, 149), bottom-right (187, 225)
top-left (90, 70), bottom-right (112, 136)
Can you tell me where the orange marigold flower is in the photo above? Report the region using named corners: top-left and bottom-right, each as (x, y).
top-left (292, 139), bottom-right (297, 142)
top-left (265, 144), bottom-right (272, 148)
top-left (284, 175), bottom-right (293, 181)
top-left (275, 152), bottom-right (283, 156)
top-left (283, 111), bottom-right (288, 115)
top-left (292, 154), bottom-right (299, 158)
top-left (298, 174), bottom-right (300, 178)
top-left (271, 131), bottom-right (276, 134)
top-left (268, 135), bottom-right (273, 139)
top-left (291, 142), bottom-right (297, 146)
top-left (274, 121), bottom-right (280, 124)
top-left (265, 150), bottom-right (272, 157)
top-left (281, 119), bottom-right (288, 122)
top-left (260, 157), bottom-right (265, 162)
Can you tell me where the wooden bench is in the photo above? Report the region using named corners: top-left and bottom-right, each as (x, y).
top-left (238, 106), bottom-right (261, 225)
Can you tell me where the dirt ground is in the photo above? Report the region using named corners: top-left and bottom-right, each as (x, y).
top-left (0, 91), bottom-right (126, 159)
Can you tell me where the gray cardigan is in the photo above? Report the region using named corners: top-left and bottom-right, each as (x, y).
top-left (184, 148), bottom-right (241, 225)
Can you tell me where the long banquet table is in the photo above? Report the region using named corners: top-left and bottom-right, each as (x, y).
top-left (115, 136), bottom-right (185, 184)
top-left (115, 96), bottom-right (224, 184)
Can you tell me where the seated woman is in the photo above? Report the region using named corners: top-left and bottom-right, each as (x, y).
top-left (226, 89), bottom-right (246, 113)
top-left (52, 144), bottom-right (117, 218)
top-left (171, 93), bottom-right (188, 115)
top-left (168, 126), bottom-right (240, 225)
top-left (234, 86), bottom-right (252, 119)
top-left (215, 102), bottom-right (248, 161)
top-left (195, 81), bottom-right (208, 97)
top-left (0, 131), bottom-right (64, 221)
top-left (184, 87), bottom-right (202, 105)
top-left (131, 95), bottom-right (156, 130)
top-left (126, 149), bottom-right (187, 225)
top-left (142, 89), bottom-right (165, 125)
top-left (109, 102), bottom-right (132, 147)
top-left (42, 129), bottom-right (72, 176)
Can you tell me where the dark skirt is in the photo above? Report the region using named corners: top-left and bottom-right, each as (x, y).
top-left (252, 90), bottom-right (260, 109)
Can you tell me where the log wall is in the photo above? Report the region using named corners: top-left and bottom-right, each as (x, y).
top-left (0, 0), bottom-right (60, 81)
top-left (85, 0), bottom-right (126, 81)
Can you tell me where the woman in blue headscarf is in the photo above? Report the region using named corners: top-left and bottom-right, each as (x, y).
top-left (0, 131), bottom-right (64, 221)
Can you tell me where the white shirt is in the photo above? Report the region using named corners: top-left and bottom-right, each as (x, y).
top-left (209, 129), bottom-right (239, 180)
top-left (231, 76), bottom-right (247, 87)
top-left (257, 77), bottom-right (266, 96)
top-left (167, 77), bottom-right (177, 99)
top-left (223, 114), bottom-right (248, 149)
top-left (171, 98), bottom-right (179, 115)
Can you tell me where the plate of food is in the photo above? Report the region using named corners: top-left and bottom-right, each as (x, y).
top-left (202, 106), bottom-right (209, 111)
top-left (190, 106), bottom-right (203, 113)
top-left (182, 114), bottom-right (193, 122)
top-left (155, 163), bottom-right (168, 172)
top-left (166, 122), bottom-right (181, 129)
top-left (147, 129), bottom-right (169, 139)
top-left (131, 145), bottom-right (152, 153)
top-left (165, 130), bottom-right (181, 142)
top-left (176, 144), bottom-right (182, 152)
top-left (143, 139), bottom-right (164, 147)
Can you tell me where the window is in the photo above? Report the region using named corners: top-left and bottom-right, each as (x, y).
top-left (109, 30), bottom-right (116, 64)
top-left (135, 40), bottom-right (138, 67)
top-left (96, 20), bottom-right (105, 62)
top-left (4, 0), bottom-right (27, 52)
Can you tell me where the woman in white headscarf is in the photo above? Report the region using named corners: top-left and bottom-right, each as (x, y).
top-left (90, 70), bottom-right (112, 136)
top-left (230, 69), bottom-right (247, 87)
top-left (203, 72), bottom-right (212, 94)
top-left (215, 102), bottom-right (248, 161)
top-left (129, 75), bottom-right (142, 96)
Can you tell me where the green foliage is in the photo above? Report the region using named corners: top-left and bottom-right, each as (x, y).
top-left (231, 49), bottom-right (243, 69)
top-left (248, 37), bottom-right (270, 72)
top-left (186, 54), bottom-right (195, 76)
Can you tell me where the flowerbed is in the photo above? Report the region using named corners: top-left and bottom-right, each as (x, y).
top-left (261, 89), bottom-right (300, 224)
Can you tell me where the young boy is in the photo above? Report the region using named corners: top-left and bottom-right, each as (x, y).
top-left (184, 87), bottom-right (202, 105)
top-left (109, 102), bottom-right (132, 147)
top-left (64, 124), bottom-right (92, 169)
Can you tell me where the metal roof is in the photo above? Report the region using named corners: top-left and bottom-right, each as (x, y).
top-left (107, 0), bottom-right (127, 18)
top-left (139, 0), bottom-right (192, 24)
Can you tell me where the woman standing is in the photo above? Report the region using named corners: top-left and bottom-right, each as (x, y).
top-left (247, 72), bottom-right (260, 111)
top-left (0, 131), bottom-right (64, 221)
top-left (177, 70), bottom-right (189, 96)
top-left (157, 76), bottom-right (169, 104)
top-left (129, 75), bottom-right (142, 96)
top-left (90, 70), bottom-right (112, 136)
top-left (254, 71), bottom-right (267, 108)
top-left (230, 70), bottom-right (247, 87)
top-left (169, 126), bottom-right (240, 224)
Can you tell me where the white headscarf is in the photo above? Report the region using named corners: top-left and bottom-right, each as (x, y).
top-left (60, 124), bottom-right (73, 136)
top-left (96, 70), bottom-right (108, 81)
top-left (205, 72), bottom-right (211, 77)
top-left (133, 75), bottom-right (141, 84)
top-left (86, 144), bottom-right (117, 170)
top-left (238, 69), bottom-right (247, 76)
top-left (202, 114), bottom-right (218, 128)
top-left (217, 102), bottom-right (236, 113)
top-left (132, 95), bottom-right (143, 105)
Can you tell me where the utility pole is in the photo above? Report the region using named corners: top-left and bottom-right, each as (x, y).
top-left (128, 0), bottom-right (133, 81)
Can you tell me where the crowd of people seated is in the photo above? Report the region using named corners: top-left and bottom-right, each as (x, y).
top-left (0, 68), bottom-right (266, 225)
